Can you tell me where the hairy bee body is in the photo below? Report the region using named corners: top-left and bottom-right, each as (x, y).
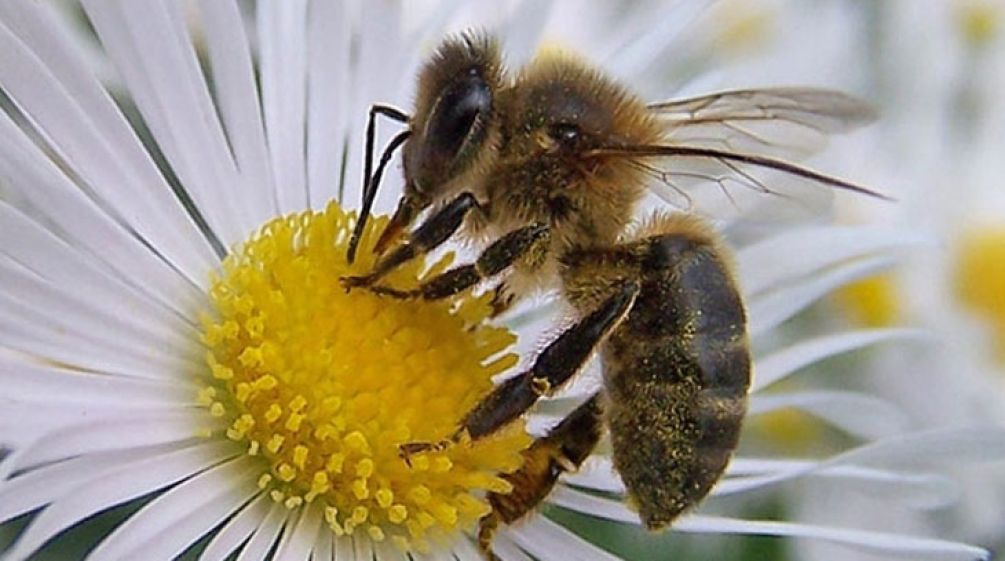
top-left (346, 31), bottom-right (877, 560)
top-left (465, 54), bottom-right (665, 298)
top-left (563, 214), bottom-right (749, 527)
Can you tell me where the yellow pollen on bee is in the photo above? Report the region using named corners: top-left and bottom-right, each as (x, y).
top-left (197, 202), bottom-right (530, 552)
top-left (954, 226), bottom-right (1005, 361)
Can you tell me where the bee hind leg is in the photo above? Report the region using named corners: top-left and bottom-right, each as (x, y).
top-left (477, 513), bottom-right (502, 561)
top-left (478, 394), bottom-right (604, 560)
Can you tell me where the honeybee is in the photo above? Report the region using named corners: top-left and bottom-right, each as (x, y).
top-left (342, 32), bottom-right (882, 560)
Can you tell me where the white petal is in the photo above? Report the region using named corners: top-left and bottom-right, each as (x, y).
top-left (0, 202), bottom-right (197, 339)
top-left (547, 487), bottom-right (988, 560)
top-left (82, 0), bottom-right (256, 247)
top-left (83, 456), bottom-right (260, 561)
top-left (198, 0), bottom-right (278, 223)
top-left (332, 535), bottom-right (353, 561)
top-left (198, 493), bottom-right (271, 561)
top-left (274, 504), bottom-right (322, 561)
top-left (752, 328), bottom-right (930, 392)
top-left (738, 226), bottom-right (921, 298)
top-left (342, 2), bottom-right (406, 216)
top-left (373, 541), bottom-right (409, 561)
top-left (0, 356), bottom-right (192, 406)
top-left (0, 442), bottom-right (185, 523)
top-left (0, 403), bottom-right (194, 452)
top-left (404, 0), bottom-right (465, 49)
top-left (0, 3), bottom-right (218, 282)
top-left (449, 536), bottom-right (487, 561)
top-left (601, 0), bottom-right (712, 81)
top-left (235, 503), bottom-right (290, 561)
top-left (565, 456), bottom-right (959, 511)
top-left (305, 0), bottom-right (351, 207)
top-left (0, 411), bottom-right (218, 479)
top-left (748, 254), bottom-right (896, 335)
top-left (257, 0), bottom-right (308, 214)
top-left (546, 486), bottom-right (632, 522)
top-left (561, 457), bottom-right (625, 493)
top-left (675, 516), bottom-right (988, 561)
top-left (411, 544), bottom-right (459, 561)
top-left (0, 257), bottom-right (200, 376)
top-left (716, 429), bottom-right (1005, 496)
top-left (0, 115), bottom-right (205, 313)
top-left (0, 299), bottom-right (186, 381)
top-left (728, 463), bottom-right (959, 510)
top-left (491, 533), bottom-right (534, 561)
top-left (352, 532), bottom-right (374, 560)
top-left (505, 293), bottom-right (562, 330)
top-left (499, 0), bottom-right (554, 68)
top-left (310, 528), bottom-right (333, 561)
top-left (508, 516), bottom-right (621, 561)
top-left (749, 390), bottom-right (909, 439)
top-left (1, 440), bottom-right (239, 561)
top-left (825, 428), bottom-right (1005, 470)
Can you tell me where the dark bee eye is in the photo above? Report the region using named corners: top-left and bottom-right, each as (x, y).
top-left (425, 73), bottom-right (491, 163)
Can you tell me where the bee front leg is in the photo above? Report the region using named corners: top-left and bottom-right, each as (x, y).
top-left (363, 223), bottom-right (549, 301)
top-left (341, 191), bottom-right (481, 291)
top-left (399, 281), bottom-right (638, 458)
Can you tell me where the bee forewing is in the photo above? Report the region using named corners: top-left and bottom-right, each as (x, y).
top-left (649, 88), bottom-right (877, 160)
top-left (635, 154), bottom-right (836, 226)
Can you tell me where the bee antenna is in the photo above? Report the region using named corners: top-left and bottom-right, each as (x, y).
top-left (347, 104), bottom-right (410, 264)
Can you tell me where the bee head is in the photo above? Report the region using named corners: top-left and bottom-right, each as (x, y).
top-left (405, 33), bottom-right (503, 204)
top-left (371, 33), bottom-right (503, 255)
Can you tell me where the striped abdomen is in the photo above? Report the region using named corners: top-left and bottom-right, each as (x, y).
top-left (577, 216), bottom-right (750, 529)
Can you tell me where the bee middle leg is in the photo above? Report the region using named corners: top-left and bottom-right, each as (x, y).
top-left (365, 223), bottom-right (549, 301)
top-left (399, 280), bottom-right (637, 458)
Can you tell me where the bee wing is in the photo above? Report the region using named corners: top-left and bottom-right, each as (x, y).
top-left (649, 87), bottom-right (877, 160)
top-left (611, 89), bottom-right (881, 223)
top-left (601, 145), bottom-right (890, 225)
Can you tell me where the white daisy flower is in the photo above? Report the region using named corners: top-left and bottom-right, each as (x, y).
top-left (0, 2), bottom-right (999, 561)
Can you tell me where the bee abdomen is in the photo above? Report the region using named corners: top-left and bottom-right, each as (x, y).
top-left (601, 218), bottom-right (751, 529)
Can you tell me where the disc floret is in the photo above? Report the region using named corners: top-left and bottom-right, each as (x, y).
top-left (198, 202), bottom-right (529, 551)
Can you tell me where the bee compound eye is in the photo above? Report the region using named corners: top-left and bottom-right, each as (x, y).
top-left (425, 73), bottom-right (492, 163)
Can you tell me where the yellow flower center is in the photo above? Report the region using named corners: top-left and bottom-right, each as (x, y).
top-left (748, 407), bottom-right (824, 454)
top-left (956, 0), bottom-right (1001, 48)
top-left (711, 0), bottom-right (774, 56)
top-left (197, 201), bottom-right (530, 552)
top-left (954, 226), bottom-right (1005, 359)
top-left (835, 273), bottom-right (901, 328)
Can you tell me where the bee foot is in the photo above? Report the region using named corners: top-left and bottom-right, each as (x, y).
top-left (398, 439), bottom-right (455, 466)
top-left (339, 274), bottom-right (374, 293)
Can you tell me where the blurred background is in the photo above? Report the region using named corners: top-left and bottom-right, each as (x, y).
top-left (3, 1), bottom-right (1005, 559)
